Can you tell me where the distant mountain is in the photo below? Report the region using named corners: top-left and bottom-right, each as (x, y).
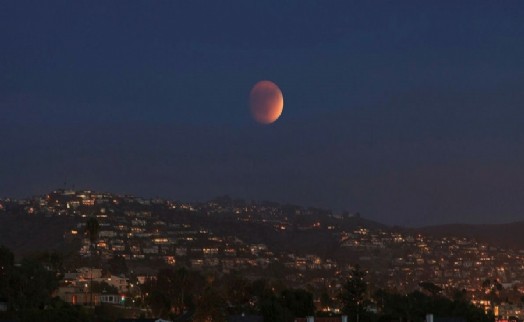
top-left (4, 189), bottom-right (524, 259)
top-left (416, 221), bottom-right (524, 249)
top-left (182, 212), bottom-right (388, 258)
top-left (338, 214), bottom-right (389, 231)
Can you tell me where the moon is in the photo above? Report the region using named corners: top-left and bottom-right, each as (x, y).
top-left (249, 80), bottom-right (284, 124)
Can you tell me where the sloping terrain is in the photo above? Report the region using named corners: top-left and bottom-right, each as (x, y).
top-left (417, 221), bottom-right (524, 249)
top-left (0, 214), bottom-right (77, 258)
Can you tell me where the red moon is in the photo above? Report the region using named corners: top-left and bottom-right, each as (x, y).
top-left (249, 80), bottom-right (284, 124)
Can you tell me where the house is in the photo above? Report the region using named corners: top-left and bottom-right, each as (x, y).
top-left (102, 275), bottom-right (129, 292)
top-left (100, 294), bottom-right (123, 305)
top-left (77, 267), bottom-right (103, 279)
top-left (57, 288), bottom-right (101, 306)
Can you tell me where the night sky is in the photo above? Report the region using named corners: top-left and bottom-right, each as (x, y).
top-left (2, 1), bottom-right (524, 226)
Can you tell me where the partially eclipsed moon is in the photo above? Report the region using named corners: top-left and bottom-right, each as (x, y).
top-left (249, 80), bottom-right (284, 124)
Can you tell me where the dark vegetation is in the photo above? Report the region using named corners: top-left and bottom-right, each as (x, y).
top-left (0, 244), bottom-right (493, 322)
top-left (0, 195), bottom-right (506, 321)
top-left (0, 245), bottom-right (89, 322)
top-left (0, 215), bottom-right (77, 257)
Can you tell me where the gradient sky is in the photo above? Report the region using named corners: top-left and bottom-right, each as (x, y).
top-left (2, 1), bottom-right (524, 226)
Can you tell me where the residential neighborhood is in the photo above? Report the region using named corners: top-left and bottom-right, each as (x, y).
top-left (1, 189), bottom-right (524, 320)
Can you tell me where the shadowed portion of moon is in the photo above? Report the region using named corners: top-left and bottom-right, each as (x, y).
top-left (249, 80), bottom-right (284, 124)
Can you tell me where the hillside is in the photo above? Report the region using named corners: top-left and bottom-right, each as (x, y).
top-left (0, 214), bottom-right (78, 258)
top-left (417, 221), bottom-right (524, 249)
top-left (3, 189), bottom-right (524, 259)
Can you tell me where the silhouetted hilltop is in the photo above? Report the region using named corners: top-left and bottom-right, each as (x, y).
top-left (417, 221), bottom-right (524, 249)
top-left (3, 189), bottom-right (524, 259)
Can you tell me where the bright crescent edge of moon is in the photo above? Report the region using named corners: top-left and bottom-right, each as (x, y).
top-left (249, 80), bottom-right (284, 125)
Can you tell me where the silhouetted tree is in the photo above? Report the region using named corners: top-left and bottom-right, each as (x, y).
top-left (320, 289), bottom-right (334, 310)
top-left (147, 290), bottom-right (171, 318)
top-left (482, 278), bottom-right (503, 308)
top-left (144, 267), bottom-right (207, 317)
top-left (90, 281), bottom-right (118, 294)
top-left (257, 287), bottom-right (315, 322)
top-left (0, 245), bottom-right (14, 298)
top-left (280, 288), bottom-right (315, 318)
top-left (260, 294), bottom-right (294, 322)
top-left (19, 297), bottom-right (90, 322)
top-left (221, 271), bottom-right (253, 314)
top-left (419, 281), bottom-right (442, 296)
top-left (85, 216), bottom-right (100, 306)
top-left (8, 258), bottom-right (58, 311)
top-left (193, 287), bottom-right (227, 322)
top-left (85, 216), bottom-right (100, 251)
top-left (376, 289), bottom-right (493, 322)
top-left (340, 265), bottom-right (368, 322)
top-left (107, 255), bottom-right (128, 275)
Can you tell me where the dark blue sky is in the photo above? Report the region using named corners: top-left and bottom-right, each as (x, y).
top-left (2, 1), bottom-right (524, 226)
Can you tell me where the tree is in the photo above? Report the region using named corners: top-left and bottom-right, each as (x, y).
top-left (376, 289), bottom-right (493, 322)
top-left (259, 294), bottom-right (294, 322)
top-left (147, 290), bottom-right (171, 318)
top-left (85, 216), bottom-right (100, 251)
top-left (107, 255), bottom-right (128, 276)
top-left (20, 298), bottom-right (90, 322)
top-left (8, 258), bottom-right (58, 311)
top-left (257, 287), bottom-right (315, 322)
top-left (0, 245), bottom-right (15, 298)
top-left (85, 216), bottom-right (100, 307)
top-left (144, 267), bottom-right (207, 317)
top-left (419, 281), bottom-right (442, 297)
top-left (193, 287), bottom-right (227, 322)
top-left (482, 278), bottom-right (503, 308)
top-left (90, 281), bottom-right (118, 294)
top-left (221, 272), bottom-right (253, 314)
top-left (340, 265), bottom-right (368, 322)
top-left (280, 289), bottom-right (315, 318)
top-left (320, 290), bottom-right (334, 310)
